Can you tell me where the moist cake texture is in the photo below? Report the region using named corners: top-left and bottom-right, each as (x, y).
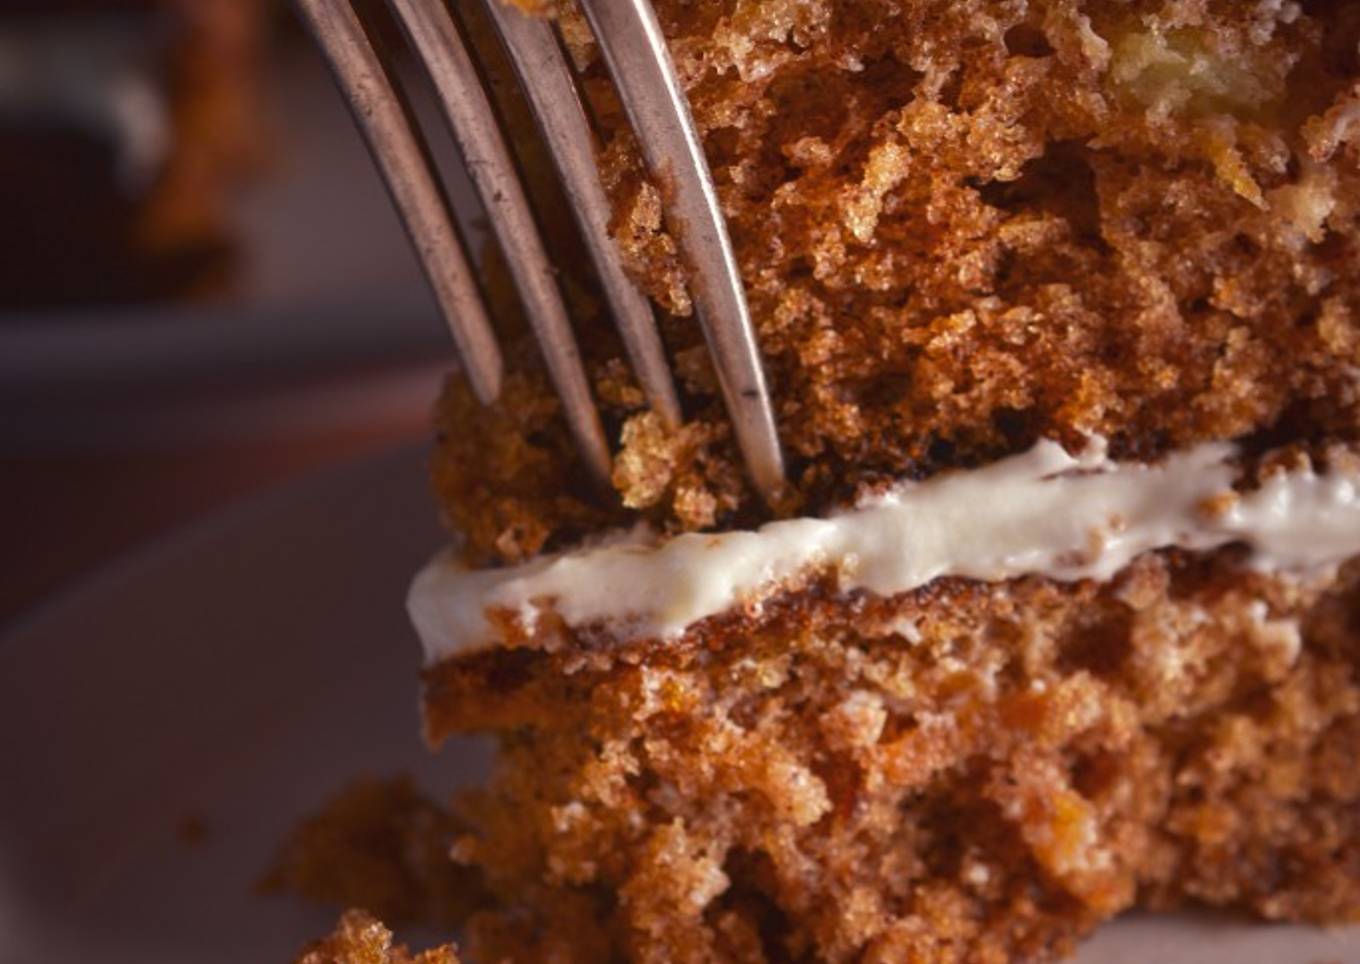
top-left (435, 0), bottom-right (1360, 564)
top-left (424, 552), bottom-right (1360, 963)
top-left (296, 0), bottom-right (1360, 961)
top-left (412, 437), bottom-right (1360, 962)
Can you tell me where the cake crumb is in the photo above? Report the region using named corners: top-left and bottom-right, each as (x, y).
top-left (292, 909), bottom-right (460, 964)
top-left (262, 776), bottom-right (484, 929)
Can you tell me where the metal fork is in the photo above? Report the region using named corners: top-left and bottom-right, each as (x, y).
top-left (293, 0), bottom-right (785, 503)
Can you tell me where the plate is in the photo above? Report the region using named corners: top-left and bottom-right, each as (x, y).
top-left (0, 448), bottom-right (1355, 963)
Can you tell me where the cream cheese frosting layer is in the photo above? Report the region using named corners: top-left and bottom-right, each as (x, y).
top-left (410, 439), bottom-right (1360, 661)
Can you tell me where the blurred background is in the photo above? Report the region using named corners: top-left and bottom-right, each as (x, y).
top-left (1, 0), bottom-right (472, 623)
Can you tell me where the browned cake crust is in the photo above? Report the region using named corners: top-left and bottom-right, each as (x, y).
top-left (434, 0), bottom-right (1360, 564)
top-left (421, 551), bottom-right (1360, 962)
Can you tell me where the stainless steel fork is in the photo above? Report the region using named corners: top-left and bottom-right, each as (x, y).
top-left (293, 0), bottom-right (785, 503)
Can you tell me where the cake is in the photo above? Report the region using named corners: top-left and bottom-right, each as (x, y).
top-left (294, 910), bottom-right (461, 964)
top-left (0, 0), bottom-right (264, 307)
top-left (309, 0), bottom-right (1360, 960)
top-left (264, 776), bottom-right (486, 931)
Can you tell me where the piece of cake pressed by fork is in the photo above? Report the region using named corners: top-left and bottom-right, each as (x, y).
top-left (381, 0), bottom-right (1360, 961)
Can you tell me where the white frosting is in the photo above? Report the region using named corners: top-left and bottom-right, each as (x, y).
top-left (409, 439), bottom-right (1360, 662)
top-left (0, 17), bottom-right (171, 191)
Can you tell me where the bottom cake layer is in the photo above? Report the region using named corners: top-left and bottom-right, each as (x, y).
top-left (422, 548), bottom-right (1360, 963)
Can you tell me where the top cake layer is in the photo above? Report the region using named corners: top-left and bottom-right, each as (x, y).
top-left (435, 0), bottom-right (1360, 565)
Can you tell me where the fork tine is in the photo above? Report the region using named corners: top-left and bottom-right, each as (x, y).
top-left (480, 2), bottom-right (683, 430)
top-left (386, 0), bottom-right (612, 489)
top-left (293, 0), bottom-right (503, 404)
top-left (577, 0), bottom-right (786, 504)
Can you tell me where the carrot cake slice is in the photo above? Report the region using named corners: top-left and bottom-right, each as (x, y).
top-left (320, 0), bottom-right (1360, 960)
